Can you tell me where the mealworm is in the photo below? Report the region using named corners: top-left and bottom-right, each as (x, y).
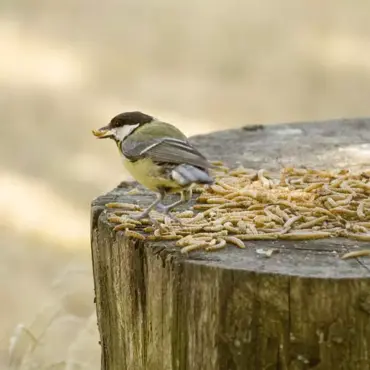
top-left (223, 191), bottom-right (242, 200)
top-left (357, 201), bottom-right (366, 220)
top-left (351, 225), bottom-right (368, 233)
top-left (341, 250), bottom-right (370, 260)
top-left (279, 231), bottom-right (332, 240)
top-left (206, 239), bottom-right (227, 251)
top-left (264, 208), bottom-right (284, 224)
top-left (311, 207), bottom-right (336, 218)
top-left (346, 233), bottom-right (370, 242)
top-left (176, 235), bottom-right (195, 247)
top-left (106, 202), bottom-right (142, 210)
top-left (181, 241), bottom-right (209, 254)
top-left (233, 234), bottom-right (278, 240)
top-left (204, 224), bottom-right (224, 232)
top-left (335, 195), bottom-right (353, 206)
top-left (237, 220), bottom-right (248, 233)
top-left (218, 180), bottom-right (238, 191)
top-left (357, 222), bottom-right (370, 227)
top-left (282, 215), bottom-right (303, 231)
top-left (154, 228), bottom-right (167, 237)
top-left (107, 216), bottom-right (124, 224)
top-left (125, 188), bottom-right (141, 195)
top-left (193, 204), bottom-right (217, 210)
top-left (210, 185), bottom-right (230, 194)
top-left (331, 208), bottom-right (357, 217)
top-left (228, 167), bottom-right (251, 175)
top-left (113, 223), bottom-right (137, 231)
top-left (223, 222), bottom-right (240, 233)
top-left (146, 219), bottom-right (159, 226)
top-left (206, 197), bottom-right (230, 204)
top-left (192, 230), bottom-right (228, 238)
top-left (295, 216), bottom-right (328, 230)
top-left (143, 227), bottom-right (155, 233)
top-left (192, 186), bottom-right (206, 193)
top-left (248, 204), bottom-right (266, 211)
top-left (258, 169), bottom-right (271, 188)
top-left (124, 230), bottom-right (146, 240)
top-left (273, 206), bottom-right (290, 221)
top-left (178, 226), bottom-right (207, 233)
top-left (349, 181), bottom-right (370, 191)
top-left (232, 196), bottom-right (254, 203)
top-left (147, 235), bottom-right (182, 241)
top-left (247, 223), bottom-right (259, 235)
top-left (223, 236), bottom-right (246, 249)
top-left (303, 183), bottom-right (324, 192)
top-left (177, 210), bottom-right (195, 218)
top-left (119, 217), bottom-right (142, 225)
top-left (182, 212), bottom-right (205, 224)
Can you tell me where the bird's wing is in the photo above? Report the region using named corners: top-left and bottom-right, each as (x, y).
top-left (121, 138), bottom-right (210, 169)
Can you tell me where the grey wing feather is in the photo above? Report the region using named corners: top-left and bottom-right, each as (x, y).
top-left (122, 138), bottom-right (210, 169)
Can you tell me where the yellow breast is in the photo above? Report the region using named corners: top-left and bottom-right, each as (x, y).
top-left (122, 157), bottom-right (181, 192)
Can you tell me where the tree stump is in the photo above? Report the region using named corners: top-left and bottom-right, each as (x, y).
top-left (91, 118), bottom-right (370, 370)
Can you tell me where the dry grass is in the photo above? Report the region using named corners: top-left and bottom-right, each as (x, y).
top-left (7, 258), bottom-right (100, 370)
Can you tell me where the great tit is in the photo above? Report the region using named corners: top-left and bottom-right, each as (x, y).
top-left (92, 111), bottom-right (213, 219)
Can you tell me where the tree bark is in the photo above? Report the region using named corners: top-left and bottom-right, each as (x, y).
top-left (91, 118), bottom-right (370, 370)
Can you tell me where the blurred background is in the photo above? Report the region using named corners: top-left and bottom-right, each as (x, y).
top-left (1, 1), bottom-right (370, 369)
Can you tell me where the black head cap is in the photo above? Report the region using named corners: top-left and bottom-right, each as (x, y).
top-left (109, 111), bottom-right (153, 128)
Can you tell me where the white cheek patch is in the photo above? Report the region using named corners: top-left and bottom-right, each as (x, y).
top-left (115, 124), bottom-right (140, 141)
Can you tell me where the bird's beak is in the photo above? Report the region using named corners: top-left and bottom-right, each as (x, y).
top-left (92, 125), bottom-right (114, 139)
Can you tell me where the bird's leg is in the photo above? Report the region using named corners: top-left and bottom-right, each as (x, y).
top-left (130, 191), bottom-right (164, 221)
top-left (186, 186), bottom-right (193, 205)
top-left (157, 190), bottom-right (189, 215)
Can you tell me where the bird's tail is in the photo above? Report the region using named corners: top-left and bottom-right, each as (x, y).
top-left (171, 164), bottom-right (214, 186)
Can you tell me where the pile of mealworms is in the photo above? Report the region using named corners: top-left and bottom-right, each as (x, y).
top-left (105, 162), bottom-right (370, 255)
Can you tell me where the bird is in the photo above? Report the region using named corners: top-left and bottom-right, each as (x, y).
top-left (92, 111), bottom-right (213, 220)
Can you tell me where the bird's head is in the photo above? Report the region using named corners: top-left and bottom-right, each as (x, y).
top-left (92, 111), bottom-right (154, 142)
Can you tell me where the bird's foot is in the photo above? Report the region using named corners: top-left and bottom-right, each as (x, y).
top-left (129, 211), bottom-right (161, 228)
top-left (156, 204), bottom-right (183, 225)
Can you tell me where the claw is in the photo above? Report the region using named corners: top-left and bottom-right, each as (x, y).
top-left (129, 211), bottom-right (149, 220)
top-left (129, 212), bottom-right (161, 229)
top-left (156, 204), bottom-right (183, 225)
top-left (149, 216), bottom-right (161, 229)
top-left (165, 212), bottom-right (183, 225)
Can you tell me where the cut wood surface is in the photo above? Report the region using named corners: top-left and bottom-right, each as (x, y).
top-left (91, 118), bottom-right (370, 370)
